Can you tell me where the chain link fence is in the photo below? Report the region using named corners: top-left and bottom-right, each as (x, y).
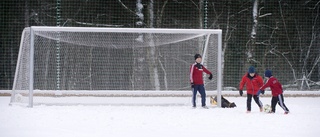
top-left (1, 0), bottom-right (319, 91)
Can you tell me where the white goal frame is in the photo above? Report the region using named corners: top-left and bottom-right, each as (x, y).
top-left (11, 26), bottom-right (222, 108)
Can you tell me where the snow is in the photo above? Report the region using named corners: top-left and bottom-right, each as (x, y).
top-left (1, 94), bottom-right (320, 137)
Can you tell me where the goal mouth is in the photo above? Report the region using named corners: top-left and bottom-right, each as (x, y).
top-left (11, 27), bottom-right (222, 107)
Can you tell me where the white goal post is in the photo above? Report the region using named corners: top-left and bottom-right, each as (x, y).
top-left (10, 26), bottom-right (222, 107)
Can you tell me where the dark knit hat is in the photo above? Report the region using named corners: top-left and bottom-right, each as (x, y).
top-left (265, 70), bottom-right (272, 78)
top-left (248, 66), bottom-right (255, 73)
top-left (194, 54), bottom-right (202, 60)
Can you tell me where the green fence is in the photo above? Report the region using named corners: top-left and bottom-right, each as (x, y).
top-left (1, 0), bottom-right (319, 90)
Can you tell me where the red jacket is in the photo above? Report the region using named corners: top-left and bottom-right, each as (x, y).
top-left (260, 76), bottom-right (283, 97)
top-left (190, 63), bottom-right (212, 85)
top-left (239, 73), bottom-right (264, 95)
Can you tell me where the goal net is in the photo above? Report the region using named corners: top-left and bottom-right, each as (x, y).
top-left (10, 27), bottom-right (222, 107)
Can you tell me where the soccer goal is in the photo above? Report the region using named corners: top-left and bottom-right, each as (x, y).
top-left (10, 26), bottom-right (222, 107)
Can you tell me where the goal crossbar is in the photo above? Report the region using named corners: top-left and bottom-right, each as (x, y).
top-left (30, 26), bottom-right (222, 34)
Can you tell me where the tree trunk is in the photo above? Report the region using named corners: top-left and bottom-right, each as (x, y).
top-left (199, 0), bottom-right (204, 29)
top-left (132, 0), bottom-right (149, 90)
top-left (156, 0), bottom-right (169, 90)
top-left (147, 0), bottom-right (160, 90)
top-left (247, 0), bottom-right (259, 66)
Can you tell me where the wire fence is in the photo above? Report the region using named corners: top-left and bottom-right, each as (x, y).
top-left (0, 0), bottom-right (319, 91)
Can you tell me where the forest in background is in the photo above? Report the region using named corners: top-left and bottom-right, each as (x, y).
top-left (0, 0), bottom-right (319, 90)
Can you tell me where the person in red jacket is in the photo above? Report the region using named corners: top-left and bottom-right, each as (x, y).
top-left (190, 54), bottom-right (213, 109)
top-left (239, 66), bottom-right (264, 113)
top-left (259, 70), bottom-right (290, 114)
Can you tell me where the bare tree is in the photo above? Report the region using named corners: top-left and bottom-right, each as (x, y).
top-left (293, 1), bottom-right (320, 89)
top-left (155, 0), bottom-right (169, 89)
top-left (146, 0), bottom-right (161, 90)
top-left (246, 0), bottom-right (259, 65)
top-left (131, 0), bottom-right (148, 90)
top-left (263, 1), bottom-right (319, 89)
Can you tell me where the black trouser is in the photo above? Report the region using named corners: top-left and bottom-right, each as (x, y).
top-left (271, 94), bottom-right (290, 113)
top-left (247, 94), bottom-right (263, 111)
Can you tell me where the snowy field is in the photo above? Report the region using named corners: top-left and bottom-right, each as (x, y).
top-left (1, 93), bottom-right (320, 137)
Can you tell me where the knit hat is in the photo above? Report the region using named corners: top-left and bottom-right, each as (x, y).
top-left (248, 66), bottom-right (255, 73)
top-left (265, 70), bottom-right (272, 78)
top-left (194, 54), bottom-right (202, 60)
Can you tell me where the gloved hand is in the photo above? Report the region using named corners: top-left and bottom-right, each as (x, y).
top-left (257, 90), bottom-right (265, 96)
top-left (209, 74), bottom-right (213, 80)
top-left (239, 90), bottom-right (243, 96)
top-left (191, 83), bottom-right (194, 88)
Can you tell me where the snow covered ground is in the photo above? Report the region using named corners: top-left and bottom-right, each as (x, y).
top-left (1, 94), bottom-right (320, 137)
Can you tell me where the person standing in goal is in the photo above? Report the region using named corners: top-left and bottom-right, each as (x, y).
top-left (190, 54), bottom-right (213, 109)
top-left (259, 70), bottom-right (290, 114)
top-left (239, 66), bottom-right (264, 113)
